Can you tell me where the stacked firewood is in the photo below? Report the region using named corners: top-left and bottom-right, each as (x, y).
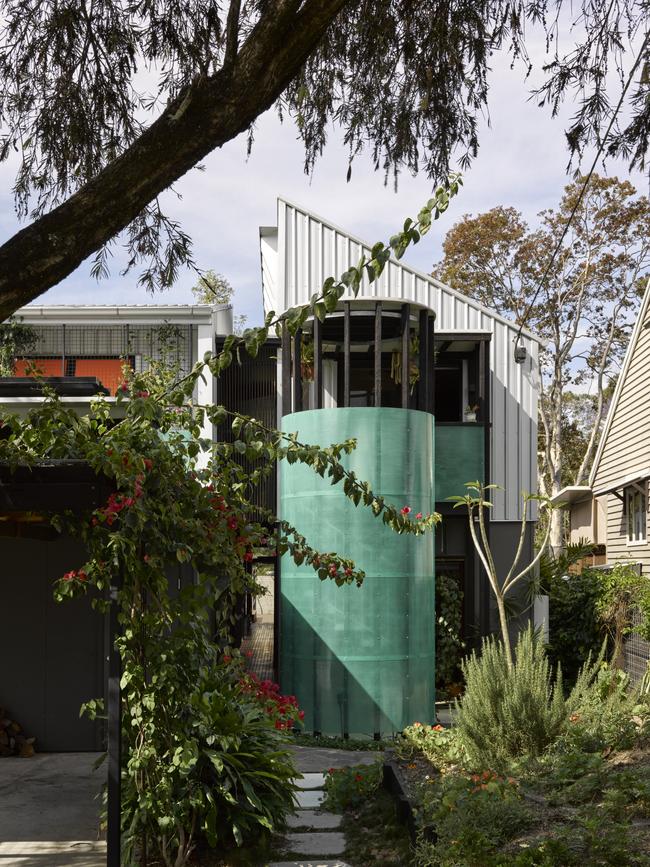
top-left (0, 709), bottom-right (36, 757)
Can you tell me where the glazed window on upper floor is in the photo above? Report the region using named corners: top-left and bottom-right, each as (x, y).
top-left (626, 484), bottom-right (647, 544)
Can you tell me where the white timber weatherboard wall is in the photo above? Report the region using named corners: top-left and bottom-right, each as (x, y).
top-left (260, 198), bottom-right (542, 523)
top-left (590, 282), bottom-right (650, 572)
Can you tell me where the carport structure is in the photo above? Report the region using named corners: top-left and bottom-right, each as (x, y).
top-left (0, 461), bottom-right (119, 866)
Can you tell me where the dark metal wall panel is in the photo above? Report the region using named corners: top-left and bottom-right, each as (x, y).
top-left (215, 340), bottom-right (279, 522)
top-left (0, 536), bottom-right (104, 751)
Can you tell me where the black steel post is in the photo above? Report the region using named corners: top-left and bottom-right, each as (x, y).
top-left (313, 316), bottom-right (323, 410)
top-left (281, 323), bottom-right (291, 417)
top-left (107, 574), bottom-right (123, 867)
top-left (427, 315), bottom-right (435, 415)
top-left (400, 304), bottom-right (410, 409)
top-left (374, 303), bottom-right (382, 407)
top-left (292, 328), bottom-right (303, 412)
top-left (418, 308), bottom-right (429, 413)
top-left (343, 301), bottom-right (351, 408)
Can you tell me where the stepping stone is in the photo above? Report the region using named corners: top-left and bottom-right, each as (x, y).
top-left (295, 789), bottom-right (325, 808)
top-left (286, 810), bottom-right (342, 830)
top-left (285, 831), bottom-right (346, 857)
top-left (268, 862), bottom-right (352, 866)
top-left (296, 773), bottom-right (326, 789)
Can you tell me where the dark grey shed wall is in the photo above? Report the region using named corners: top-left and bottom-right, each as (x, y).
top-left (489, 522), bottom-right (536, 639)
top-left (0, 535), bottom-right (104, 751)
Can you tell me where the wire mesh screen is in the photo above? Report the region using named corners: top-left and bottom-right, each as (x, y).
top-left (624, 607), bottom-right (650, 683)
top-left (13, 323), bottom-right (193, 395)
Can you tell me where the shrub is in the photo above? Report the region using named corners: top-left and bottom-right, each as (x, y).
top-left (414, 770), bottom-right (532, 866)
top-left (539, 546), bottom-right (604, 685)
top-left (435, 573), bottom-right (465, 686)
top-left (400, 722), bottom-right (464, 769)
top-left (455, 628), bottom-right (567, 769)
top-left (114, 649), bottom-right (300, 864)
top-left (323, 761), bottom-right (383, 812)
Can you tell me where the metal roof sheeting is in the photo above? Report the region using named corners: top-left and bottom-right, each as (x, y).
top-left (261, 198), bottom-right (541, 522)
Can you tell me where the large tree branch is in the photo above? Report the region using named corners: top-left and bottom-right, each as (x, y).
top-left (0, 0), bottom-right (350, 319)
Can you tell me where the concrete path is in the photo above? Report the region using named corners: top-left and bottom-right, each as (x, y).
top-left (0, 753), bottom-right (105, 866)
top-left (265, 746), bottom-right (382, 867)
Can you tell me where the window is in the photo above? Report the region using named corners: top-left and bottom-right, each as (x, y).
top-left (626, 484), bottom-right (647, 544)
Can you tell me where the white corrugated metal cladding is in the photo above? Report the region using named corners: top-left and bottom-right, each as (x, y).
top-left (260, 198), bottom-right (542, 523)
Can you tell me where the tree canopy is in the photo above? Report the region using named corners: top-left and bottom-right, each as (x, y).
top-left (434, 174), bottom-right (650, 548)
top-left (0, 0), bottom-right (648, 318)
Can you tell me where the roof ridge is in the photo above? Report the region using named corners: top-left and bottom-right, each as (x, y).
top-left (275, 196), bottom-right (543, 345)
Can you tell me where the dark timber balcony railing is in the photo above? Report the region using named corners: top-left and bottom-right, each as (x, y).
top-left (281, 301), bottom-right (436, 417)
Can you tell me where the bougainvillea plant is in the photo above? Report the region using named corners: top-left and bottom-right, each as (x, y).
top-left (0, 180), bottom-right (458, 866)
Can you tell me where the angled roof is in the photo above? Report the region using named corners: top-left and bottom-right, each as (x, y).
top-left (261, 196), bottom-right (543, 346)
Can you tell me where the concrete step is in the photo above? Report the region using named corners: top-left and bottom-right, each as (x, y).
top-left (296, 772), bottom-right (326, 789)
top-left (295, 789), bottom-right (325, 809)
top-left (286, 810), bottom-right (342, 830)
top-left (284, 831), bottom-right (346, 857)
top-left (264, 860), bottom-right (350, 867)
top-left (267, 861), bottom-right (352, 867)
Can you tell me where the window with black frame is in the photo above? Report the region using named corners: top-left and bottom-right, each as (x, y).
top-left (626, 484), bottom-right (647, 544)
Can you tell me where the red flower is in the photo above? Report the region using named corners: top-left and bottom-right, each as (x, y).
top-left (223, 655), bottom-right (232, 664)
top-left (136, 390), bottom-right (149, 398)
top-left (227, 516), bottom-right (238, 530)
top-left (329, 564), bottom-right (337, 576)
top-left (416, 512), bottom-right (423, 520)
top-left (243, 551), bottom-right (254, 562)
top-left (298, 710), bottom-right (305, 720)
top-left (355, 773), bottom-right (362, 782)
top-left (143, 459), bottom-right (153, 471)
top-left (401, 506), bottom-right (411, 515)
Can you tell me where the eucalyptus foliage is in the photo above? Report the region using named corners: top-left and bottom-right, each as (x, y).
top-left (0, 202), bottom-right (450, 863)
top-left (0, 1), bottom-right (648, 314)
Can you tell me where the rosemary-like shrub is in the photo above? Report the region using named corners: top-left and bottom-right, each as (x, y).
top-left (456, 628), bottom-right (567, 769)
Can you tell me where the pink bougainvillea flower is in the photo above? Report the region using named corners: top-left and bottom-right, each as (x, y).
top-left (401, 506), bottom-right (411, 515)
top-left (416, 512), bottom-right (423, 519)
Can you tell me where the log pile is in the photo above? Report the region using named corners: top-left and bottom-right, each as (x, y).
top-left (0, 709), bottom-right (36, 757)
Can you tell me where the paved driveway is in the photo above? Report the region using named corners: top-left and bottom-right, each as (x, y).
top-left (0, 753), bottom-right (106, 866)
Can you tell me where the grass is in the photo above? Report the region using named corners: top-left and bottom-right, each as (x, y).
top-left (291, 731), bottom-right (391, 751)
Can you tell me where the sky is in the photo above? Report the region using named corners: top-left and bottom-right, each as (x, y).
top-left (0, 20), bottom-right (647, 327)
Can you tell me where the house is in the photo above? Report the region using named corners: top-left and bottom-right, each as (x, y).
top-left (553, 279), bottom-right (650, 679)
top-left (0, 198), bottom-right (544, 744)
top-left (0, 304), bottom-right (227, 750)
top-left (256, 198), bottom-right (542, 734)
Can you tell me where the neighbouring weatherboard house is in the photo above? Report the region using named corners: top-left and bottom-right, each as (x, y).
top-left (0, 197), bottom-right (543, 746)
top-left (553, 278), bottom-right (650, 680)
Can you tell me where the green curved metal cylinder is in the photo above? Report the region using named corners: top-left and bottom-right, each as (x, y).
top-left (280, 407), bottom-right (435, 736)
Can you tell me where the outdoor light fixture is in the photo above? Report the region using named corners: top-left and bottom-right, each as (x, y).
top-left (514, 344), bottom-right (527, 364)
